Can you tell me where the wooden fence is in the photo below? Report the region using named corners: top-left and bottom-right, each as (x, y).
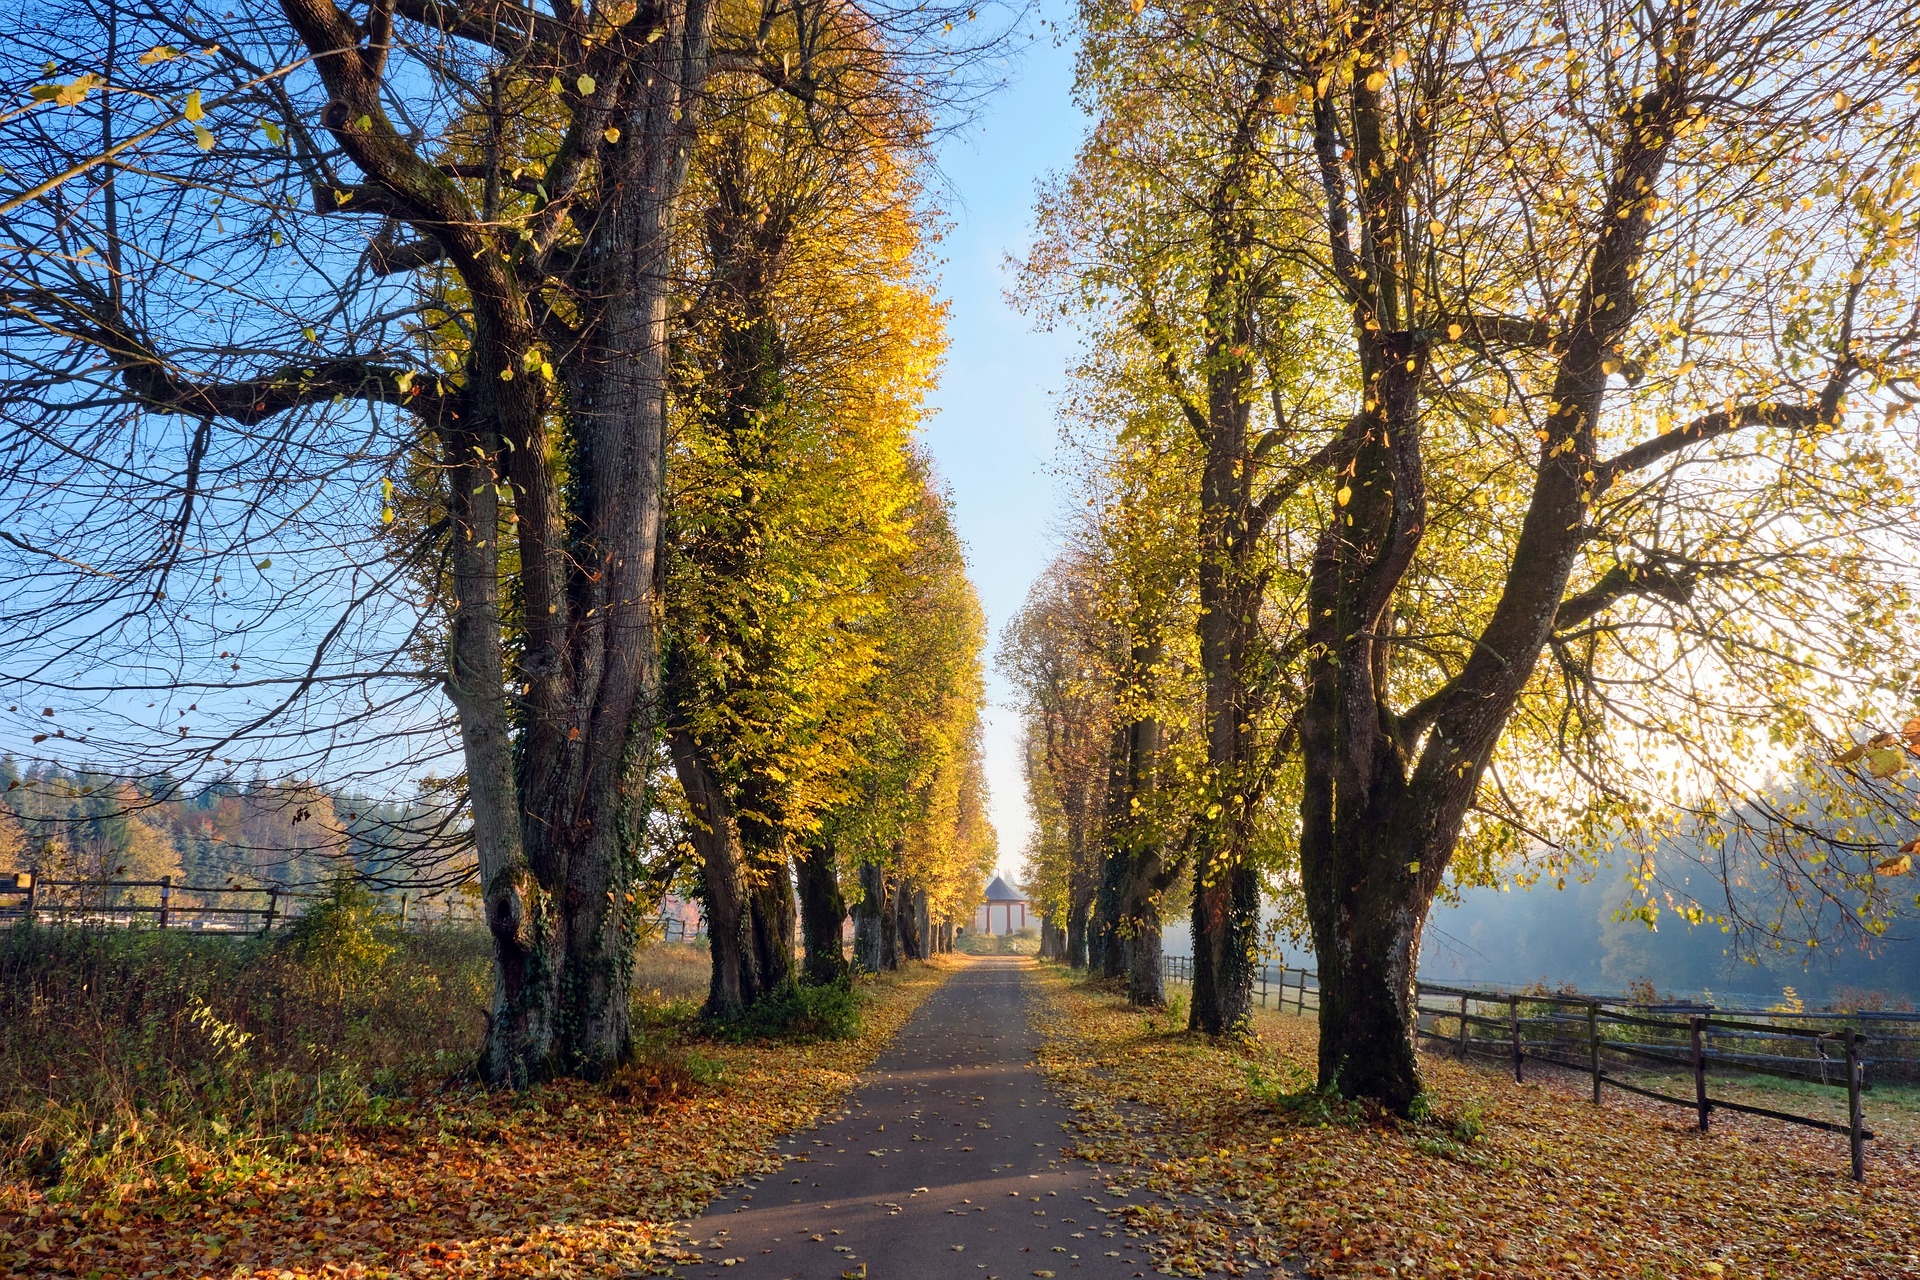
top-left (1159, 955), bottom-right (1920, 1180)
top-left (0, 872), bottom-right (298, 932)
top-left (0, 871), bottom-right (701, 941)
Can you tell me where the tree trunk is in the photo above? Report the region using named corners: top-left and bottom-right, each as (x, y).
top-left (1189, 850), bottom-right (1257, 1035)
top-left (1127, 906), bottom-right (1164, 1007)
top-left (1186, 375), bottom-right (1261, 1032)
top-left (671, 730), bottom-right (757, 1018)
top-left (747, 848), bottom-right (796, 996)
top-left (1094, 844), bottom-right (1127, 979)
top-left (1064, 879), bottom-right (1093, 969)
top-left (445, 428), bottom-right (557, 1085)
top-left (853, 861), bottom-right (884, 972)
top-left (893, 878), bottom-right (923, 961)
top-left (796, 839), bottom-right (848, 984)
top-left (672, 730), bottom-right (795, 1018)
top-left (1307, 828), bottom-right (1431, 1111)
top-left (1175, 74), bottom-right (1277, 1038)
top-left (879, 870), bottom-right (899, 970)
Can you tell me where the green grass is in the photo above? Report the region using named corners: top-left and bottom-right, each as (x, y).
top-left (954, 929), bottom-right (1037, 956)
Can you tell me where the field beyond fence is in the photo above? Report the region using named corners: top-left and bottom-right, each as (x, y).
top-left (1160, 954), bottom-right (1920, 1180)
top-left (0, 871), bottom-right (706, 943)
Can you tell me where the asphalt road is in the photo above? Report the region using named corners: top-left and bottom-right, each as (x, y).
top-left (671, 957), bottom-right (1159, 1280)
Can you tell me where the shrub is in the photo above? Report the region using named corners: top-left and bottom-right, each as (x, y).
top-left (711, 979), bottom-right (863, 1043)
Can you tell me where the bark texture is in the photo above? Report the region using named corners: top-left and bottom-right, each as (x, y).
top-left (853, 861), bottom-right (886, 971)
top-left (276, 0), bottom-right (723, 1082)
top-left (1297, 29), bottom-right (1704, 1110)
top-left (796, 839), bottom-right (849, 984)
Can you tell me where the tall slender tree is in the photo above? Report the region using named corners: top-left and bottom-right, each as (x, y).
top-left (664, 50), bottom-right (947, 1014)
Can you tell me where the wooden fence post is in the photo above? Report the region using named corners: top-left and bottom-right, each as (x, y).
top-left (1691, 1016), bottom-right (1710, 1131)
top-left (158, 875), bottom-right (171, 929)
top-left (1846, 1030), bottom-right (1865, 1181)
top-left (263, 887), bottom-right (279, 935)
top-left (1458, 993), bottom-right (1469, 1057)
top-left (1510, 995), bottom-right (1523, 1082)
top-left (1589, 997), bottom-right (1605, 1105)
top-left (1296, 969), bottom-right (1306, 1015)
top-left (26, 872), bottom-right (38, 923)
top-left (1260, 964), bottom-right (1269, 1008)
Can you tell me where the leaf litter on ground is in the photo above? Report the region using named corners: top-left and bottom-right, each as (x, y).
top-left (0, 959), bottom-right (960, 1280)
top-left (1029, 967), bottom-right (1919, 1280)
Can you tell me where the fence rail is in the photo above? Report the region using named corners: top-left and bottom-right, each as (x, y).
top-left (0, 873), bottom-right (305, 932)
top-left (1, 872), bottom-right (703, 943)
top-left (648, 914), bottom-right (706, 944)
top-left (1159, 954), bottom-right (1920, 1180)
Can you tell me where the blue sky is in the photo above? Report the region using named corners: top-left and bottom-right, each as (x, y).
top-left (920, 20), bottom-right (1087, 882)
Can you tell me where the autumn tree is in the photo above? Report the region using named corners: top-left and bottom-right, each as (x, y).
top-left (1071, 363), bottom-right (1211, 1006)
top-left (1021, 4), bottom-right (1345, 1026)
top-left (835, 478), bottom-right (994, 973)
top-left (1043, 0), bottom-right (1920, 1109)
top-left (663, 38), bottom-right (951, 1013)
top-left (0, 0), bottom-right (995, 1083)
top-left (1000, 554), bottom-right (1117, 967)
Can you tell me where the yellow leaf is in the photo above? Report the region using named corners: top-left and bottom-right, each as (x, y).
top-left (1336, 485), bottom-right (1352, 507)
top-left (577, 74), bottom-right (597, 95)
top-left (1865, 745), bottom-right (1905, 778)
top-left (193, 124), bottom-right (214, 150)
top-left (50, 74), bottom-right (100, 107)
top-left (604, 126), bottom-right (621, 144)
top-left (1490, 407), bottom-right (1509, 426)
top-left (1447, 322), bottom-right (1463, 340)
top-left (184, 89), bottom-right (204, 122)
top-left (1365, 70), bottom-right (1386, 92)
top-left (138, 45), bottom-right (181, 65)
top-left (1429, 220), bottom-right (1444, 237)
top-left (1834, 744), bottom-right (1866, 765)
top-left (1874, 854), bottom-right (1912, 877)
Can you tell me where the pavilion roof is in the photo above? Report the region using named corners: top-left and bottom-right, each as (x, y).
top-left (982, 875), bottom-right (1024, 902)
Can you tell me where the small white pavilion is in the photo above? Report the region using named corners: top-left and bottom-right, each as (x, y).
top-left (971, 875), bottom-right (1029, 935)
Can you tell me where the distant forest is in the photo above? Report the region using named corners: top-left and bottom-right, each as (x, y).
top-left (0, 758), bottom-right (462, 910)
top-left (1416, 866), bottom-right (1920, 1010)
